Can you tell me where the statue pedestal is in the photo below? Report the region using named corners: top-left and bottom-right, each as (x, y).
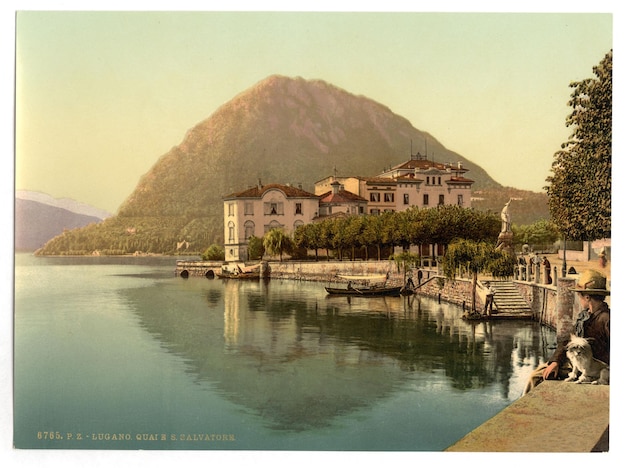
top-left (496, 231), bottom-right (514, 254)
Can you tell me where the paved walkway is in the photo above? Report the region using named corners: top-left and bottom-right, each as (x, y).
top-left (445, 381), bottom-right (609, 452)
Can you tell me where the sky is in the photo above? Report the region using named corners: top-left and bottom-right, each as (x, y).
top-left (11, 3), bottom-right (616, 214)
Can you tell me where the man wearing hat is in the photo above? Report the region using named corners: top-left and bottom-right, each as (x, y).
top-left (542, 269), bottom-right (610, 380)
top-left (524, 269), bottom-right (610, 393)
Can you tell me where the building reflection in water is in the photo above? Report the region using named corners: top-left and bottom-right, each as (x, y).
top-left (130, 278), bottom-right (555, 431)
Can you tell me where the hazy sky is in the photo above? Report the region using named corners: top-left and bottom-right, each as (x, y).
top-left (14, 7), bottom-right (614, 213)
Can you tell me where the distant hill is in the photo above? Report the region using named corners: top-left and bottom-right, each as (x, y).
top-left (36, 75), bottom-right (549, 256)
top-left (16, 191), bottom-right (111, 251)
top-left (471, 187), bottom-right (550, 226)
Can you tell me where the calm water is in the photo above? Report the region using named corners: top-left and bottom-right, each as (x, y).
top-left (13, 254), bottom-right (556, 451)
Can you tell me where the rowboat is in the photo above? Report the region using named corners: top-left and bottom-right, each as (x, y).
top-left (217, 270), bottom-right (260, 280)
top-left (324, 285), bottom-right (403, 296)
top-left (325, 274), bottom-right (401, 296)
top-left (217, 263), bottom-right (261, 280)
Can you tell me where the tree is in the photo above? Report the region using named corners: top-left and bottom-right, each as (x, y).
top-left (546, 50), bottom-right (612, 241)
top-left (392, 251), bottom-right (421, 286)
top-left (247, 236), bottom-right (265, 261)
top-left (202, 244), bottom-right (225, 261)
top-left (442, 239), bottom-right (516, 313)
top-left (263, 229), bottom-right (293, 261)
top-left (512, 219), bottom-right (560, 252)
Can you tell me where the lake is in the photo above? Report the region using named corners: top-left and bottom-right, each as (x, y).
top-left (13, 254), bottom-right (556, 451)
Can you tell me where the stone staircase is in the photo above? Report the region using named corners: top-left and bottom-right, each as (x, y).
top-left (491, 281), bottom-right (533, 317)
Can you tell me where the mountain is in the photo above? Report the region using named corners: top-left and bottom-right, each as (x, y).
top-left (16, 190), bottom-right (112, 220)
top-left (36, 75), bottom-right (547, 256)
top-left (15, 191), bottom-right (112, 252)
top-left (118, 75), bottom-right (500, 218)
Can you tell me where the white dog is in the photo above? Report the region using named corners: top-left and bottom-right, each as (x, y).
top-left (564, 335), bottom-right (609, 385)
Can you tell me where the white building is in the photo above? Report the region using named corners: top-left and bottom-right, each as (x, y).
top-left (223, 182), bottom-right (320, 262)
top-left (315, 153), bottom-right (474, 214)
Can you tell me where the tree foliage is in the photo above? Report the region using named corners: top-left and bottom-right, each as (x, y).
top-left (202, 244), bottom-right (225, 261)
top-left (293, 206), bottom-right (501, 260)
top-left (546, 50), bottom-right (612, 241)
top-left (35, 216), bottom-right (215, 256)
top-left (511, 219), bottom-right (561, 251)
top-left (247, 236), bottom-right (265, 261)
top-left (263, 228), bottom-right (294, 261)
top-left (442, 239), bottom-right (517, 312)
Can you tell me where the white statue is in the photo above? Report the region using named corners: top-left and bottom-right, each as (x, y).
top-left (501, 199), bottom-right (512, 233)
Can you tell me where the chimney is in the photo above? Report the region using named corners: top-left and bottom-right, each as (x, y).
top-left (258, 179), bottom-right (262, 190)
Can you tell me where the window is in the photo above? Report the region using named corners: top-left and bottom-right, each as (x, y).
top-left (423, 194), bottom-right (429, 206)
top-left (426, 177), bottom-right (430, 185)
top-left (244, 221), bottom-right (255, 240)
top-left (370, 193), bottom-right (380, 202)
top-left (403, 193), bottom-right (409, 205)
top-left (264, 220), bottom-right (284, 233)
top-left (244, 202), bottom-right (254, 215)
top-left (384, 193), bottom-right (394, 203)
top-left (438, 194), bottom-right (445, 205)
top-left (228, 221), bottom-right (235, 242)
top-left (264, 202), bottom-right (284, 215)
top-left (228, 203), bottom-right (235, 216)
top-left (457, 194), bottom-right (464, 206)
top-left (295, 203), bottom-right (302, 215)
top-left (370, 208), bottom-right (380, 215)
top-left (438, 177), bottom-right (441, 185)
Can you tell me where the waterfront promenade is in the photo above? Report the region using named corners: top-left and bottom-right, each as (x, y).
top-left (446, 380), bottom-right (609, 452)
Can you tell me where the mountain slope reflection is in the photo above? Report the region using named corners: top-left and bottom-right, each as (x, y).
top-left (124, 278), bottom-right (555, 432)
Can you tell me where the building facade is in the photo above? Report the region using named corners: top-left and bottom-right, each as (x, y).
top-left (314, 152), bottom-right (474, 214)
top-left (317, 181), bottom-right (368, 217)
top-left (223, 183), bottom-right (320, 262)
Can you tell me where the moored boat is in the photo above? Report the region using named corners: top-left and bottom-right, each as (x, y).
top-left (325, 274), bottom-right (401, 296)
top-left (324, 285), bottom-right (403, 296)
top-left (217, 263), bottom-right (261, 280)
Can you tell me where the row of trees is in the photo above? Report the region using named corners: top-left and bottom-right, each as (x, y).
top-left (290, 205), bottom-right (502, 261)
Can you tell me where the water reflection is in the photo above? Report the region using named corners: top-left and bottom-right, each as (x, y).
top-left (126, 278), bottom-right (555, 431)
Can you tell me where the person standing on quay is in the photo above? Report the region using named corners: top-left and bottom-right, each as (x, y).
top-left (542, 256), bottom-right (552, 284)
top-left (483, 284), bottom-right (496, 316)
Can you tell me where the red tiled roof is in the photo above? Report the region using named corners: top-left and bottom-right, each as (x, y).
top-left (364, 177), bottom-right (397, 185)
top-left (446, 177), bottom-right (475, 184)
top-left (224, 183), bottom-right (318, 199)
top-left (319, 189), bottom-right (367, 204)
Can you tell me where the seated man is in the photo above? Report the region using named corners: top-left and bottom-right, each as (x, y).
top-left (523, 269), bottom-right (610, 394)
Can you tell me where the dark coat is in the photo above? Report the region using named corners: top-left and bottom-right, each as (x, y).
top-left (549, 301), bottom-right (610, 366)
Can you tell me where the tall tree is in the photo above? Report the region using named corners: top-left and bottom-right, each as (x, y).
top-left (442, 239), bottom-right (516, 313)
top-left (263, 229), bottom-right (293, 261)
top-left (546, 50), bottom-right (612, 241)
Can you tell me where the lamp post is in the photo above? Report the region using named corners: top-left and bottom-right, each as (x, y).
top-left (561, 237), bottom-right (568, 278)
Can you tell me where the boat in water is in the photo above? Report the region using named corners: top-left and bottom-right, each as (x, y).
top-left (217, 263), bottom-right (261, 280)
top-left (325, 274), bottom-right (402, 296)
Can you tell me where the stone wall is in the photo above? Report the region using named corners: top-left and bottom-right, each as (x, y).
top-left (266, 260), bottom-right (403, 284)
top-left (417, 275), bottom-right (476, 311)
top-left (515, 281), bottom-right (558, 329)
top-left (176, 260), bottom-right (222, 278)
